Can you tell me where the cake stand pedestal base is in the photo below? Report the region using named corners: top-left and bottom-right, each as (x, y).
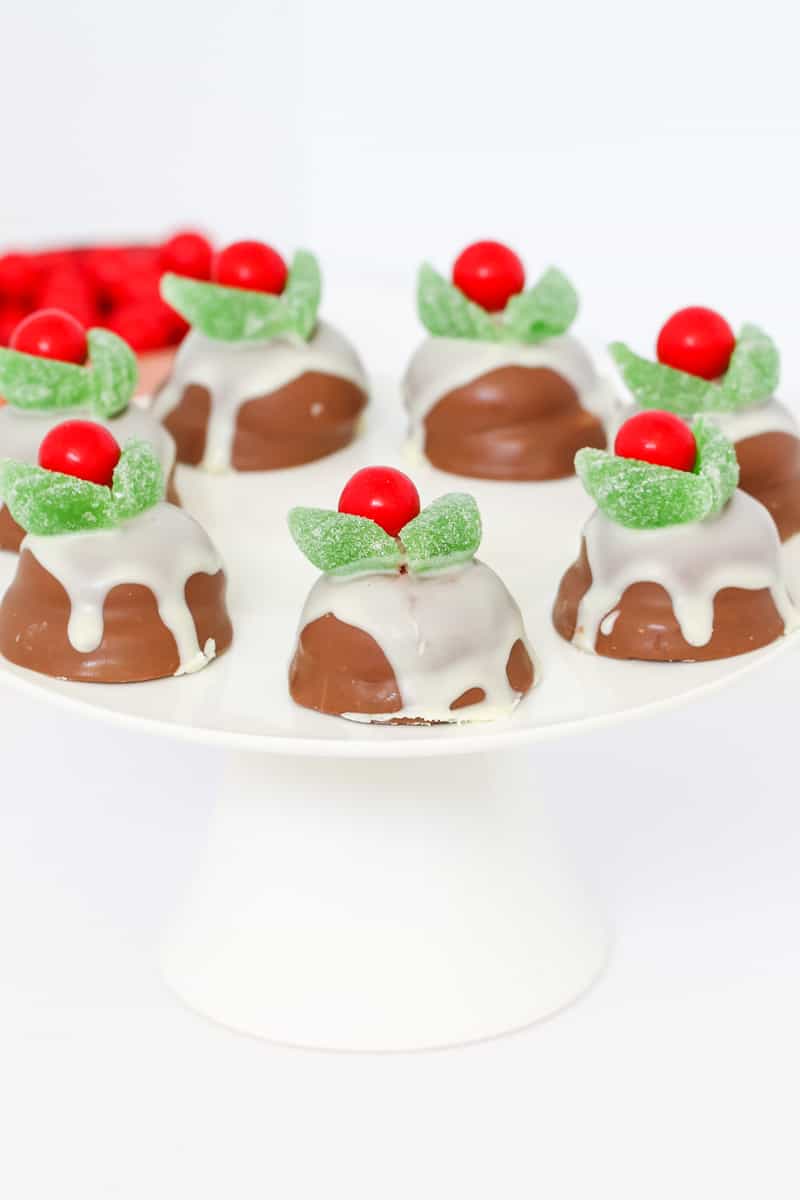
top-left (161, 749), bottom-right (610, 1051)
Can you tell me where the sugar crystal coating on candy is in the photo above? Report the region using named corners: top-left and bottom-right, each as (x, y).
top-left (720, 323), bottom-right (779, 408)
top-left (575, 416), bottom-right (739, 529)
top-left (110, 440), bottom-right (164, 521)
top-left (161, 250), bottom-right (322, 343)
top-left (288, 507), bottom-right (403, 576)
top-left (0, 346), bottom-right (89, 411)
top-left (85, 329), bottom-right (137, 418)
top-left (399, 493), bottom-right (482, 572)
top-left (502, 267), bottom-right (579, 342)
top-left (417, 264), bottom-right (503, 342)
top-left (0, 460), bottom-right (115, 535)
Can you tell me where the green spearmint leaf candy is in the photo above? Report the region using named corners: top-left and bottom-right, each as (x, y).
top-left (575, 416), bottom-right (739, 530)
top-left (111, 440), bottom-right (164, 521)
top-left (288, 507), bottom-right (403, 576)
top-left (719, 323), bottom-right (779, 409)
top-left (281, 250), bottom-right (322, 341)
top-left (502, 267), bottom-right (579, 343)
top-left (86, 328), bottom-right (137, 418)
top-left (400, 492), bottom-right (482, 572)
top-left (0, 460), bottom-right (115, 536)
top-left (417, 263), bottom-right (502, 342)
top-left (0, 346), bottom-right (90, 411)
top-left (609, 342), bottom-right (717, 416)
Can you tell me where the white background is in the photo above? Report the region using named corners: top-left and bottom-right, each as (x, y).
top-left (1, 0), bottom-right (800, 1196)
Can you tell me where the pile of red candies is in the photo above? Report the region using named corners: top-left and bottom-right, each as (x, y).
top-left (0, 230), bottom-right (214, 353)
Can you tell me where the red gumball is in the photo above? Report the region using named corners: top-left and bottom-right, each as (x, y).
top-left (39, 420), bottom-right (121, 487)
top-left (0, 252), bottom-right (38, 301)
top-left (10, 308), bottom-right (88, 364)
top-left (452, 240), bottom-right (525, 312)
top-left (656, 306), bottom-right (736, 381)
top-left (38, 265), bottom-right (96, 328)
top-left (105, 297), bottom-right (185, 351)
top-left (0, 303), bottom-right (28, 347)
top-left (161, 230), bottom-right (213, 279)
top-left (338, 466), bottom-right (421, 537)
top-left (614, 410), bottom-right (697, 473)
top-left (213, 240), bottom-right (287, 294)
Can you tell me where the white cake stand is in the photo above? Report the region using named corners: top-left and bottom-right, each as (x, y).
top-left (0, 390), bottom-right (796, 1051)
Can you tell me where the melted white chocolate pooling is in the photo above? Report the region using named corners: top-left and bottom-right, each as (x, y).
top-left (404, 334), bottom-right (616, 450)
top-left (0, 402), bottom-right (176, 516)
top-left (297, 559), bottom-right (534, 723)
top-left (24, 502), bottom-right (223, 675)
top-left (153, 321), bottom-right (368, 472)
top-left (574, 490), bottom-right (798, 651)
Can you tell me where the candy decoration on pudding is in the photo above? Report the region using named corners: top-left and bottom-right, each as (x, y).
top-left (0, 311), bottom-right (178, 552)
top-left (404, 243), bottom-right (610, 480)
top-left (614, 410), bottom-right (697, 473)
top-left (288, 468), bottom-right (535, 723)
top-left (159, 231), bottom-right (214, 281)
top-left (0, 422), bottom-right (232, 682)
top-left (611, 318), bottom-right (800, 599)
top-left (153, 242), bottom-right (367, 472)
top-left (552, 414), bottom-right (798, 661)
top-left (656, 306), bottom-right (736, 381)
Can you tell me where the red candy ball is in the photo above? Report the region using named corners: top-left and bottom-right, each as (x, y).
top-left (656, 306), bottom-right (736, 380)
top-left (213, 240), bottom-right (287, 294)
top-left (160, 230), bottom-right (213, 280)
top-left (614, 410), bottom-right (697, 473)
top-left (37, 266), bottom-right (96, 328)
top-left (0, 252), bottom-right (38, 301)
top-left (10, 308), bottom-right (88, 364)
top-left (452, 240), bottom-right (525, 312)
top-left (338, 466), bottom-right (421, 537)
top-left (39, 420), bottom-right (121, 486)
top-left (105, 297), bottom-right (186, 351)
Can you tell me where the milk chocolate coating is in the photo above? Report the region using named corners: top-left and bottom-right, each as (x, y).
top-left (422, 366), bottom-right (606, 481)
top-left (289, 614), bottom-right (535, 720)
top-left (0, 550), bottom-right (233, 682)
top-left (735, 430), bottom-right (800, 542)
top-left (161, 373), bottom-right (367, 471)
top-left (553, 538), bottom-right (785, 661)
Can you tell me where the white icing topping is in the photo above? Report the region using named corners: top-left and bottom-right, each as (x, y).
top-left (0, 402), bottom-right (176, 515)
top-left (403, 334), bottom-right (616, 449)
top-left (23, 502), bottom-right (224, 674)
top-left (296, 560), bottom-right (534, 723)
top-left (781, 530), bottom-right (800, 606)
top-left (152, 320), bottom-right (368, 472)
top-left (574, 490), bottom-right (798, 651)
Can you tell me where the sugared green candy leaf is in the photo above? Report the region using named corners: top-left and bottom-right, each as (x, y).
top-left (502, 268), bottom-right (579, 342)
top-left (288, 507), bottom-right (403, 576)
top-left (400, 493), bottom-right (481, 572)
top-left (611, 324), bottom-right (779, 415)
top-left (576, 417), bottom-right (739, 529)
top-left (417, 264), bottom-right (503, 342)
top-left (0, 461), bottom-right (115, 535)
top-left (0, 328), bottom-right (137, 417)
top-left (110, 439), bottom-right (164, 521)
top-left (0, 440), bottom-right (163, 536)
top-left (161, 250), bottom-right (322, 343)
top-left (86, 329), bottom-right (137, 417)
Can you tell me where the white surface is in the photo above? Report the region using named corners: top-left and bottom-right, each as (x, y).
top-left (163, 753), bottom-right (608, 1049)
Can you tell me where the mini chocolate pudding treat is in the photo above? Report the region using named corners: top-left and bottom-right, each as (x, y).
top-left (0, 420), bottom-right (232, 683)
top-left (404, 241), bottom-right (611, 481)
top-left (287, 465), bottom-right (535, 724)
top-left (553, 411), bottom-right (798, 661)
top-left (0, 310), bottom-right (178, 552)
top-left (612, 311), bottom-right (800, 600)
top-left (154, 242), bottom-right (368, 472)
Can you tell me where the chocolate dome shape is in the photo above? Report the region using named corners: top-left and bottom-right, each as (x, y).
top-left (0, 403), bottom-right (179, 552)
top-left (153, 322), bottom-right (368, 472)
top-left (0, 502), bottom-right (232, 682)
top-left (289, 561), bottom-right (535, 724)
top-left (553, 490), bottom-right (797, 662)
top-left (404, 335), bottom-right (611, 481)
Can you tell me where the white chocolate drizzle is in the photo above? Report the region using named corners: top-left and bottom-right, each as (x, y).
top-left (0, 402), bottom-right (176, 516)
top-left (296, 559), bottom-right (534, 723)
top-left (153, 320), bottom-right (368, 472)
top-left (23, 502), bottom-right (224, 675)
top-left (574, 490), bottom-right (798, 651)
top-left (403, 333), bottom-right (616, 450)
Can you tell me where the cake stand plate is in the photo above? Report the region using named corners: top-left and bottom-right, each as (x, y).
top-left (0, 385), bottom-right (796, 1051)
